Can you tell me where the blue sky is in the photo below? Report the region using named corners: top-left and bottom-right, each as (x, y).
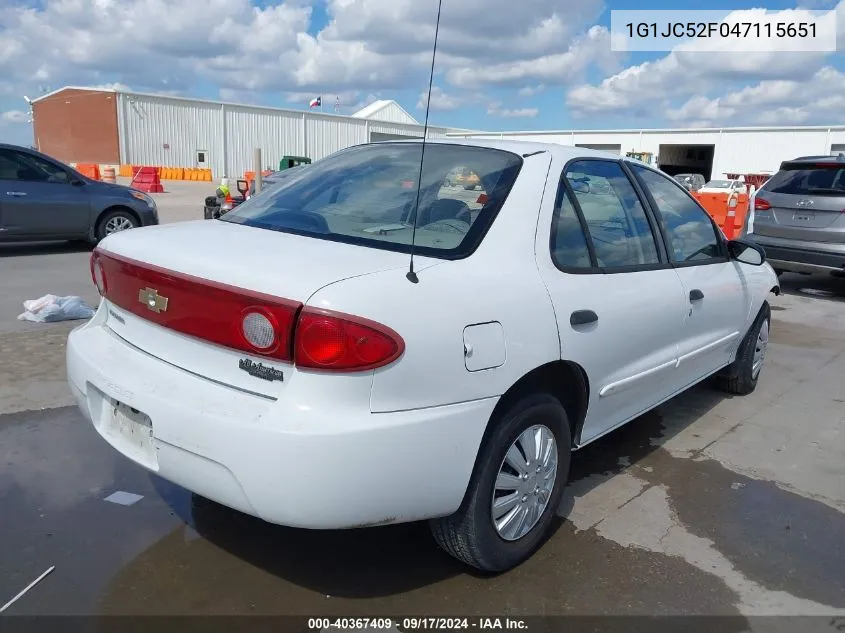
top-left (1, 0), bottom-right (843, 146)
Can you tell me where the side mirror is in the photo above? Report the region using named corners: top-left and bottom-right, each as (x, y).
top-left (570, 180), bottom-right (590, 194)
top-left (728, 239), bottom-right (765, 266)
top-left (236, 179), bottom-right (249, 197)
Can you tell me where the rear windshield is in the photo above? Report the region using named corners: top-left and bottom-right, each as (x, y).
top-left (765, 163), bottom-right (845, 196)
top-left (704, 180), bottom-right (733, 188)
top-left (222, 143), bottom-right (523, 259)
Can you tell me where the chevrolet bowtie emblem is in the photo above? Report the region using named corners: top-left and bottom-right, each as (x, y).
top-left (138, 287), bottom-right (168, 313)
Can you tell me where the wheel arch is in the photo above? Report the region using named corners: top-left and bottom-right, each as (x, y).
top-left (485, 360), bottom-right (590, 451)
top-left (95, 205), bottom-right (141, 235)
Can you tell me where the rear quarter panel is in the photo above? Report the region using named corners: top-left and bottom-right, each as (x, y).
top-left (304, 151), bottom-right (562, 413)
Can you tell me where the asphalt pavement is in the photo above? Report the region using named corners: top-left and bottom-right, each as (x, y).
top-left (0, 182), bottom-right (844, 624)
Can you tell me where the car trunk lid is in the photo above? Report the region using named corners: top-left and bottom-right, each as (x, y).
top-left (93, 220), bottom-right (425, 398)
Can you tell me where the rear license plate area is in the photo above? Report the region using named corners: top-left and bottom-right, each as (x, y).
top-left (793, 211), bottom-right (815, 222)
top-left (101, 399), bottom-right (158, 469)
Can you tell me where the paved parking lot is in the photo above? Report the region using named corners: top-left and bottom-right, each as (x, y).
top-left (0, 183), bottom-right (844, 620)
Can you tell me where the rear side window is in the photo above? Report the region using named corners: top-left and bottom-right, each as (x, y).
top-left (765, 163), bottom-right (845, 196)
top-left (564, 160), bottom-right (660, 269)
top-left (223, 143), bottom-right (523, 259)
top-left (550, 186), bottom-right (592, 269)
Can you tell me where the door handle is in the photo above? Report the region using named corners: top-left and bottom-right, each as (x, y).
top-left (689, 289), bottom-right (704, 302)
top-left (570, 310), bottom-right (598, 326)
top-left (5, 191), bottom-right (27, 197)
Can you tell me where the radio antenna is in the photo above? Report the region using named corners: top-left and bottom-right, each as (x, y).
top-left (406, 0), bottom-right (443, 284)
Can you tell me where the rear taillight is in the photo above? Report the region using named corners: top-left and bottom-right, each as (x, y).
top-left (95, 250), bottom-right (301, 361)
top-left (294, 308), bottom-right (404, 372)
top-left (94, 250), bottom-right (404, 370)
top-left (754, 197), bottom-right (771, 211)
top-left (90, 252), bottom-right (107, 295)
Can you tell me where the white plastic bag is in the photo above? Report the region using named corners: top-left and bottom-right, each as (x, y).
top-left (17, 294), bottom-right (95, 323)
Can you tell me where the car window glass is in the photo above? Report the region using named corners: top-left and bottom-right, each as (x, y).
top-left (765, 164), bottom-right (845, 196)
top-left (0, 150), bottom-right (67, 183)
top-left (24, 154), bottom-right (70, 183)
top-left (223, 143), bottom-right (523, 258)
top-left (550, 184), bottom-right (592, 269)
top-left (633, 165), bottom-right (723, 263)
top-left (564, 160), bottom-right (660, 268)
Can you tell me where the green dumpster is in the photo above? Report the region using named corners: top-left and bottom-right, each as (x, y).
top-left (279, 155), bottom-right (311, 170)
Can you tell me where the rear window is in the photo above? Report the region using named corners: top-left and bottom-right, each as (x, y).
top-left (222, 143), bottom-right (523, 259)
top-left (764, 163), bottom-right (845, 196)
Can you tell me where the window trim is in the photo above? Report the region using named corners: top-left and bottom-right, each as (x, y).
top-left (549, 156), bottom-right (672, 275)
top-left (626, 161), bottom-right (731, 269)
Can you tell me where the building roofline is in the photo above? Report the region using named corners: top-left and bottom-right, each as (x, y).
top-left (34, 85), bottom-right (454, 131)
top-left (31, 86), bottom-right (116, 103)
top-left (447, 124), bottom-right (845, 136)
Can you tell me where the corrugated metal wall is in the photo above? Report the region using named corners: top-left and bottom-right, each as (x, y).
top-left (368, 102), bottom-right (419, 125)
top-left (118, 93), bottom-right (225, 175)
top-left (117, 91), bottom-right (453, 179)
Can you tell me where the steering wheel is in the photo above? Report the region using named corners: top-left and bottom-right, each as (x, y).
top-left (424, 219), bottom-right (470, 234)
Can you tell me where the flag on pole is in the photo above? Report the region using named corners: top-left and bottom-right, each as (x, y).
top-left (334, 96), bottom-right (341, 113)
top-left (309, 96), bottom-right (321, 108)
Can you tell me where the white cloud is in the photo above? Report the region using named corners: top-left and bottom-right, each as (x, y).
top-left (417, 86), bottom-right (465, 111)
top-left (665, 66), bottom-right (845, 126)
top-left (0, 0), bottom-right (613, 114)
top-left (0, 110), bottom-right (28, 125)
top-left (567, 1), bottom-right (845, 120)
top-left (487, 102), bottom-right (539, 118)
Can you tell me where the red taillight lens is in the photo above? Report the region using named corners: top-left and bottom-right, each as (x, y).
top-left (94, 250), bottom-right (301, 361)
top-left (295, 308), bottom-right (404, 371)
top-left (90, 253), bottom-right (107, 295)
top-left (754, 197), bottom-right (771, 211)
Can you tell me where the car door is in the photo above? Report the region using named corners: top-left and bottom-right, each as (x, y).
top-left (0, 148), bottom-right (91, 239)
top-left (535, 157), bottom-right (690, 445)
top-left (630, 164), bottom-right (752, 385)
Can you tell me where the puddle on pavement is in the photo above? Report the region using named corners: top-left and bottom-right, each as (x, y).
top-left (567, 405), bottom-right (845, 609)
top-left (97, 482), bottom-right (742, 616)
top-left (3, 392), bottom-right (843, 618)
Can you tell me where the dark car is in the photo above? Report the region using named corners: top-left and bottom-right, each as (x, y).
top-left (0, 143), bottom-right (159, 244)
top-left (747, 154), bottom-right (845, 277)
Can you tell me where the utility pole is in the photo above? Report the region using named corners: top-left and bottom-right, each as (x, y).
top-left (254, 148), bottom-right (263, 194)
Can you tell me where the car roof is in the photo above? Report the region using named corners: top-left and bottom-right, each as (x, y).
top-left (785, 154), bottom-right (845, 165)
top-left (367, 137), bottom-right (648, 166)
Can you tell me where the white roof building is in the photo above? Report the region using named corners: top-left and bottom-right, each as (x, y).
top-left (352, 100), bottom-right (419, 126)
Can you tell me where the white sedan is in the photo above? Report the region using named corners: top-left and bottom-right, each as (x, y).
top-left (67, 139), bottom-right (779, 572)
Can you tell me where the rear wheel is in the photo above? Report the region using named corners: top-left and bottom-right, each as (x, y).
top-left (429, 393), bottom-right (570, 572)
top-left (717, 302), bottom-right (770, 395)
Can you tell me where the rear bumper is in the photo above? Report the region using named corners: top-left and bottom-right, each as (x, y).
top-left (747, 234), bottom-right (845, 275)
top-left (66, 311), bottom-right (494, 529)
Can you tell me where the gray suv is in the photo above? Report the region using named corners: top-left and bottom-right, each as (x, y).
top-left (747, 154), bottom-right (845, 277)
top-left (0, 143), bottom-right (159, 244)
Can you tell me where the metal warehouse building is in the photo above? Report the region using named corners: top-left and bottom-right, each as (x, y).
top-left (448, 126), bottom-right (845, 181)
top-left (30, 86), bottom-right (845, 184)
top-left (30, 87), bottom-right (459, 180)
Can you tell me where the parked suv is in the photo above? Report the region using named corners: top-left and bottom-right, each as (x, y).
top-left (0, 143), bottom-right (159, 244)
top-left (747, 155), bottom-right (845, 277)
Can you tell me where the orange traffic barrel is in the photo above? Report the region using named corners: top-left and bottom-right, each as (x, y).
top-left (102, 166), bottom-right (116, 184)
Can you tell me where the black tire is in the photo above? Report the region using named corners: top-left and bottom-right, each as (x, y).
top-left (429, 393), bottom-right (571, 572)
top-left (717, 302), bottom-right (770, 395)
top-left (96, 209), bottom-right (139, 241)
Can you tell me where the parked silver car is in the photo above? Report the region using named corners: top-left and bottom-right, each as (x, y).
top-left (747, 154), bottom-right (845, 277)
top-left (0, 143), bottom-right (159, 244)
